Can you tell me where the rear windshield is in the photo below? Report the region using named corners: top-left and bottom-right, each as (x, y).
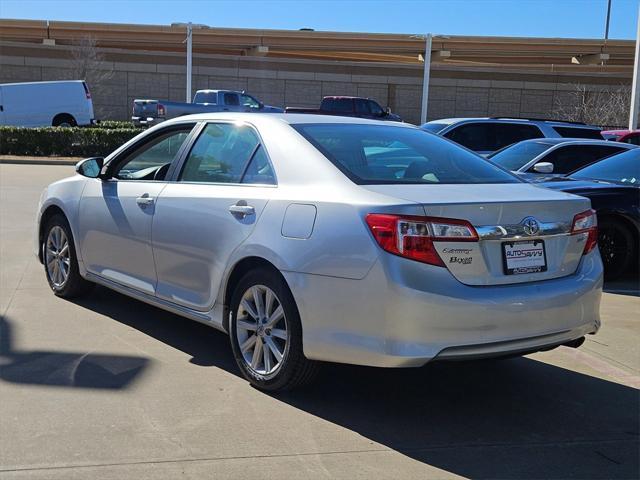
top-left (421, 123), bottom-right (448, 133)
top-left (293, 124), bottom-right (520, 185)
top-left (552, 126), bottom-right (603, 139)
top-left (488, 141), bottom-right (552, 170)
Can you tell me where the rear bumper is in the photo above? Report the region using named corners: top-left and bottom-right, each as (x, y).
top-left (284, 250), bottom-right (602, 368)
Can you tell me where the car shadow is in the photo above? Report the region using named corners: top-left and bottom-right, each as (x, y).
top-left (72, 286), bottom-right (639, 479)
top-left (0, 315), bottom-right (149, 389)
top-left (604, 272), bottom-right (640, 297)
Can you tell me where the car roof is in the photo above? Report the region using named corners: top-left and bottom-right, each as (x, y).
top-left (514, 138), bottom-right (632, 147)
top-left (164, 112), bottom-right (416, 127)
top-left (424, 117), bottom-right (601, 129)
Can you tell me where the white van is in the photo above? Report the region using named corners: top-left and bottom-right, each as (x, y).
top-left (0, 80), bottom-right (95, 127)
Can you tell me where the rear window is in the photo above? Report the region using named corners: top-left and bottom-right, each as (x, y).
top-left (552, 126), bottom-right (603, 139)
top-left (293, 124), bottom-right (520, 185)
top-left (322, 98), bottom-right (353, 113)
top-left (421, 123), bottom-right (448, 133)
top-left (445, 122), bottom-right (543, 152)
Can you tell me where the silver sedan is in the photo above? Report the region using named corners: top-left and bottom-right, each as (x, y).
top-left (35, 113), bottom-right (602, 391)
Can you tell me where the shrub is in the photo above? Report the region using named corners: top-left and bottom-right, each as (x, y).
top-left (89, 120), bottom-right (138, 130)
top-left (0, 125), bottom-right (144, 157)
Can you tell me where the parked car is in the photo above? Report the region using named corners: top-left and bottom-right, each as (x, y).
top-left (421, 118), bottom-right (604, 155)
top-left (285, 96), bottom-right (402, 122)
top-left (0, 80), bottom-right (95, 127)
top-left (601, 129), bottom-right (640, 145)
top-left (487, 138), bottom-right (634, 177)
top-left (36, 113), bottom-right (601, 391)
top-left (533, 149), bottom-right (639, 279)
top-left (132, 89), bottom-right (283, 126)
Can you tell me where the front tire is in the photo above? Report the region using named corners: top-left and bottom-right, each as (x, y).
top-left (598, 218), bottom-right (635, 280)
top-left (229, 268), bottom-right (319, 391)
top-left (43, 214), bottom-right (94, 298)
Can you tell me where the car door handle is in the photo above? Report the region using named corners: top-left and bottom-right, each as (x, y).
top-left (136, 194), bottom-right (155, 207)
top-left (228, 204), bottom-right (255, 217)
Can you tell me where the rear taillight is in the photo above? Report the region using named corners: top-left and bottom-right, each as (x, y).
top-left (157, 104), bottom-right (166, 116)
top-left (82, 81), bottom-right (91, 99)
top-left (571, 209), bottom-right (598, 255)
top-left (365, 214), bottom-right (478, 266)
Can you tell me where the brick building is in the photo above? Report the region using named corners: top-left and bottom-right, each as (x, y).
top-left (0, 19), bottom-right (636, 124)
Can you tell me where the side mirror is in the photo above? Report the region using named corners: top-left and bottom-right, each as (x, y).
top-left (258, 101), bottom-right (264, 109)
top-left (385, 106), bottom-right (391, 115)
top-left (532, 162), bottom-right (554, 174)
top-left (76, 157), bottom-right (104, 178)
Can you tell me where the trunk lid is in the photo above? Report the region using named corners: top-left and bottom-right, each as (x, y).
top-left (133, 99), bottom-right (160, 118)
top-left (363, 183), bottom-right (592, 285)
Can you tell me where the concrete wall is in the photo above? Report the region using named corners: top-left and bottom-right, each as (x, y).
top-left (0, 41), bottom-right (632, 125)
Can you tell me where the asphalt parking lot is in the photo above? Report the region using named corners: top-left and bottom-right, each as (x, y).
top-left (0, 163), bottom-right (638, 479)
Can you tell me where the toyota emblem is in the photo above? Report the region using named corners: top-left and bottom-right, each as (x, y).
top-left (522, 217), bottom-right (540, 236)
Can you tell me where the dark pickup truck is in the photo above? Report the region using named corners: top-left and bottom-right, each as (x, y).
top-left (285, 96), bottom-right (403, 122)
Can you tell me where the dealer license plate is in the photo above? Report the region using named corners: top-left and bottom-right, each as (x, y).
top-left (502, 240), bottom-right (547, 275)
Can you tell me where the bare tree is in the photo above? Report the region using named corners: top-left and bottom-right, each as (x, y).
top-left (69, 36), bottom-right (114, 91)
top-left (553, 83), bottom-right (630, 129)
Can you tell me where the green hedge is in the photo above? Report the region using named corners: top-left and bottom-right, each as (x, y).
top-left (88, 120), bottom-right (138, 130)
top-left (0, 125), bottom-right (144, 157)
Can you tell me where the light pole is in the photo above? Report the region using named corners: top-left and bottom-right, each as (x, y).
top-left (171, 22), bottom-right (209, 103)
top-left (420, 33), bottom-right (433, 125)
top-left (630, 3), bottom-right (640, 130)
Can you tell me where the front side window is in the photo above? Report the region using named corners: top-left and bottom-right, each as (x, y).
top-left (532, 145), bottom-right (626, 174)
top-left (114, 127), bottom-right (193, 180)
top-left (241, 94), bottom-right (260, 109)
top-left (572, 149), bottom-right (639, 185)
top-left (224, 93), bottom-right (240, 106)
top-left (293, 123), bottom-right (520, 185)
top-left (489, 141), bottom-right (553, 171)
top-left (354, 99), bottom-right (370, 114)
top-left (368, 100), bottom-right (384, 116)
top-left (179, 123), bottom-right (275, 185)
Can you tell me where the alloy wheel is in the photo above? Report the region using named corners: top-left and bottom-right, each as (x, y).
top-left (45, 226), bottom-right (71, 288)
top-left (235, 285), bottom-right (289, 377)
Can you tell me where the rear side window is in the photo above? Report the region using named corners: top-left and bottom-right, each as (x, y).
top-left (293, 123), bottom-right (520, 185)
top-left (531, 145), bottom-right (626, 174)
top-left (323, 98), bottom-right (353, 113)
top-left (552, 126), bottom-right (603, 139)
top-left (446, 122), bottom-right (543, 152)
top-left (194, 91), bottom-right (217, 104)
top-left (179, 123), bottom-right (275, 184)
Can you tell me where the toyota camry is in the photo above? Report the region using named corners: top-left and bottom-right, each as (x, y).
top-left (36, 113), bottom-right (602, 391)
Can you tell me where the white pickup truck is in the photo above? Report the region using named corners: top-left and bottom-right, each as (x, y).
top-left (132, 90), bottom-right (283, 126)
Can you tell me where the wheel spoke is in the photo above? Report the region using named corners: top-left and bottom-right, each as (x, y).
top-left (59, 243), bottom-right (69, 256)
top-left (270, 328), bottom-right (287, 341)
top-left (264, 337), bottom-right (283, 362)
top-left (241, 298), bottom-right (258, 320)
top-left (264, 289), bottom-right (275, 317)
top-left (240, 334), bottom-right (257, 353)
top-left (237, 319), bottom-right (257, 332)
top-left (251, 337), bottom-right (263, 369)
top-left (251, 286), bottom-right (265, 319)
top-left (263, 343), bottom-right (272, 372)
top-left (266, 305), bottom-right (283, 328)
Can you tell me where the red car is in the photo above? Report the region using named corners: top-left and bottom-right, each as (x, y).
top-left (601, 129), bottom-right (640, 145)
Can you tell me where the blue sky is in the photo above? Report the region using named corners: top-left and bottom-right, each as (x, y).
top-left (0, 0), bottom-right (638, 39)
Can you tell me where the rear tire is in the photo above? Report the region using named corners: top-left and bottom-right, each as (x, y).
top-left (52, 114), bottom-right (76, 127)
top-left (229, 268), bottom-right (319, 391)
top-left (43, 214), bottom-right (94, 298)
top-left (598, 218), bottom-right (635, 280)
